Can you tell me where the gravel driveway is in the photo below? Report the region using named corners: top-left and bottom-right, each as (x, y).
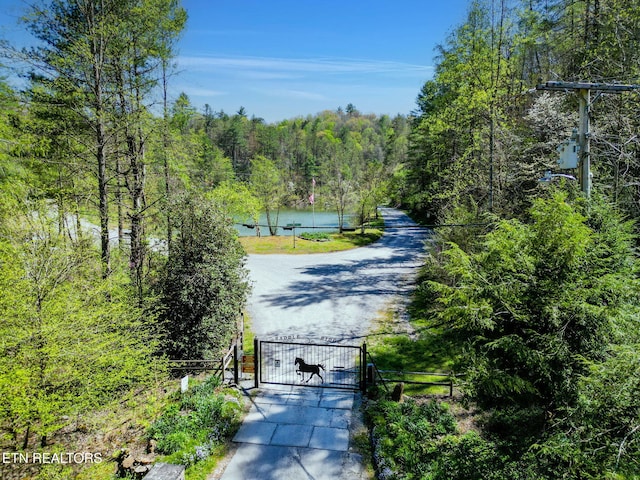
top-left (245, 208), bottom-right (429, 344)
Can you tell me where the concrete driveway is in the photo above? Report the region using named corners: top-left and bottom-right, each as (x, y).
top-left (220, 385), bottom-right (364, 480)
top-left (245, 207), bottom-right (430, 344)
top-left (215, 209), bottom-right (428, 480)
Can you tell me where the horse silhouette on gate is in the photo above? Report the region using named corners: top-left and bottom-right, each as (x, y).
top-left (294, 357), bottom-right (325, 383)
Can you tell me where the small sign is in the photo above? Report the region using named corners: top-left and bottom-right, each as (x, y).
top-left (181, 375), bottom-right (189, 393)
top-left (242, 355), bottom-right (255, 373)
top-left (274, 359), bottom-right (281, 368)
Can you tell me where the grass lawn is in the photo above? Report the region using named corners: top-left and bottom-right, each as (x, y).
top-left (239, 228), bottom-right (383, 254)
top-left (366, 313), bottom-right (461, 397)
top-left (242, 311), bottom-right (254, 355)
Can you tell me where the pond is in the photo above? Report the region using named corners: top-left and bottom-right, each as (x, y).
top-left (235, 209), bottom-right (356, 236)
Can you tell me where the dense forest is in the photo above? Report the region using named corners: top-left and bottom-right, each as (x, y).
top-left (377, 0), bottom-right (640, 478)
top-left (0, 0), bottom-right (409, 476)
top-left (406, 0), bottom-right (640, 223)
top-left (1, 0), bottom-right (640, 478)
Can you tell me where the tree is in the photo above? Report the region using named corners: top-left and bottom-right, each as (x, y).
top-left (354, 160), bottom-right (388, 232)
top-left (221, 112), bottom-right (249, 173)
top-left (208, 180), bottom-right (261, 235)
top-left (0, 80), bottom-right (21, 224)
top-left (405, 0), bottom-right (548, 221)
top-left (195, 134), bottom-right (234, 188)
top-left (249, 155), bottom-right (284, 235)
top-left (110, 0), bottom-right (186, 298)
top-left (160, 194), bottom-right (249, 359)
top-left (428, 192), bottom-right (639, 441)
top-left (0, 204), bottom-right (162, 450)
top-left (533, 343), bottom-right (640, 477)
top-left (18, 0), bottom-right (186, 282)
top-left (19, 0), bottom-right (117, 276)
top-left (322, 136), bottom-right (357, 232)
top-left (171, 92), bottom-right (196, 134)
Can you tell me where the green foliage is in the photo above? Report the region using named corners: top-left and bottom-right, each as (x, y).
top-left (16, 0), bottom-right (187, 277)
top-left (405, 0), bottom-right (640, 224)
top-left (196, 136), bottom-right (235, 187)
top-left (429, 193), bottom-right (638, 412)
top-left (405, 0), bottom-right (507, 220)
top-left (299, 231), bottom-right (331, 241)
top-left (530, 343), bottom-right (640, 477)
top-left (249, 155), bottom-right (284, 235)
top-left (367, 399), bottom-right (529, 480)
top-left (367, 399), bottom-right (456, 478)
top-left (159, 194), bottom-right (249, 359)
top-left (0, 205), bottom-right (163, 447)
top-left (418, 192), bottom-right (640, 478)
top-left (146, 376), bottom-right (242, 468)
top-left (5, 2), bottom-right (640, 479)
top-left (430, 432), bottom-right (513, 480)
top-left (208, 180), bottom-right (261, 226)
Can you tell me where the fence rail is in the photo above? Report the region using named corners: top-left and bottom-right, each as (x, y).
top-left (167, 336), bottom-right (463, 398)
top-left (168, 344), bottom-right (239, 384)
top-left (167, 314), bottom-right (244, 383)
top-left (365, 352), bottom-right (461, 396)
top-left (378, 370), bottom-right (456, 396)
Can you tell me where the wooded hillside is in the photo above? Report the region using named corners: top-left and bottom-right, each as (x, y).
top-left (406, 0), bottom-right (640, 224)
top-left (395, 1), bottom-right (640, 478)
top-left (1, 0), bottom-right (640, 478)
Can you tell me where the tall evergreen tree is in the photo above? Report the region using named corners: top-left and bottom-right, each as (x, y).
top-left (19, 0), bottom-right (186, 283)
top-left (160, 194), bottom-right (249, 359)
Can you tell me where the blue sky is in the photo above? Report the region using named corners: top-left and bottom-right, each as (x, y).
top-left (0, 0), bottom-right (471, 122)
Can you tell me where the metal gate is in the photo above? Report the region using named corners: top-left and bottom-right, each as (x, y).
top-left (257, 339), bottom-right (364, 390)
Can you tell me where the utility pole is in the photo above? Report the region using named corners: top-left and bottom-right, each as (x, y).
top-left (578, 88), bottom-right (591, 197)
top-left (536, 81), bottom-right (640, 197)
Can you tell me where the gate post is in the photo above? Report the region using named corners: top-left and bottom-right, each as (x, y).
top-left (367, 363), bottom-right (375, 386)
top-left (361, 343), bottom-right (367, 393)
top-left (233, 344), bottom-right (239, 385)
top-left (253, 338), bottom-right (259, 389)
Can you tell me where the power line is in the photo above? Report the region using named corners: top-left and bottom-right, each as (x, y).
top-left (536, 81), bottom-right (640, 197)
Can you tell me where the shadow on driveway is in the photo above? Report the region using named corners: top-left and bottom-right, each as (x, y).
top-left (246, 207), bottom-right (430, 342)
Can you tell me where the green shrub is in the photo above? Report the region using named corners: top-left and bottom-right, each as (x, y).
top-left (157, 431), bottom-right (191, 455)
top-left (299, 231), bottom-right (331, 241)
top-left (146, 376), bottom-right (242, 468)
top-left (367, 399), bottom-right (458, 478)
top-left (367, 400), bottom-right (536, 480)
top-left (365, 398), bottom-right (538, 480)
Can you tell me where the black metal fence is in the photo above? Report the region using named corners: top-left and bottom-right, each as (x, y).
top-left (258, 339), bottom-right (363, 390)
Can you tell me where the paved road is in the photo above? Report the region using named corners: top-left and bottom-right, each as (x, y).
top-left (216, 209), bottom-right (428, 480)
top-left (245, 207), bottom-right (430, 344)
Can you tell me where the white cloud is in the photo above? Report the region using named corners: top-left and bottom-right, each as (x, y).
top-left (177, 54), bottom-right (432, 77)
top-left (253, 88), bottom-right (329, 102)
top-left (239, 71), bottom-right (303, 81)
top-left (175, 86), bottom-right (226, 97)
top-left (168, 54), bottom-right (434, 122)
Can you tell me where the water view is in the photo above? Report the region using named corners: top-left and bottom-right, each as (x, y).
top-left (235, 209), bottom-right (355, 236)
